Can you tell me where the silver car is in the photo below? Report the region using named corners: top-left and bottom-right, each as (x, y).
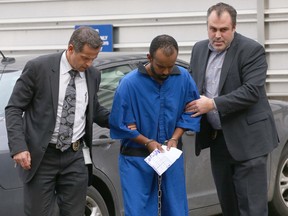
top-left (1, 52), bottom-right (288, 216)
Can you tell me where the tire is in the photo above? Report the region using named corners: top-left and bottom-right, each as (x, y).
top-left (85, 186), bottom-right (109, 216)
top-left (269, 145), bottom-right (288, 216)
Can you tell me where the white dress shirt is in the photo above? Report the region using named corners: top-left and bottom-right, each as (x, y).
top-left (50, 51), bottom-right (88, 144)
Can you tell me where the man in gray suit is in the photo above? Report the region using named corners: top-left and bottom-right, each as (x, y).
top-left (186, 3), bottom-right (278, 216)
top-left (5, 26), bottom-right (109, 215)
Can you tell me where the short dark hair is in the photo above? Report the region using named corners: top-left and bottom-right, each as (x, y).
top-left (68, 26), bottom-right (103, 52)
top-left (207, 2), bottom-right (237, 28)
top-left (149, 34), bottom-right (178, 58)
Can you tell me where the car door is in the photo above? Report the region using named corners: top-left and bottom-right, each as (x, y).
top-left (0, 69), bottom-right (25, 216)
top-left (182, 132), bottom-right (221, 215)
top-left (91, 62), bottom-right (139, 215)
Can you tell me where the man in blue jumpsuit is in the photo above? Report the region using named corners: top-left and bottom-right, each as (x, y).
top-left (109, 34), bottom-right (200, 216)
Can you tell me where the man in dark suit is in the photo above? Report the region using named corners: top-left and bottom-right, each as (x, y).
top-left (5, 26), bottom-right (109, 216)
top-left (187, 3), bottom-right (278, 216)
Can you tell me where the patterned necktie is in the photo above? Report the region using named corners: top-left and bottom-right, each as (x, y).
top-left (57, 70), bottom-right (77, 151)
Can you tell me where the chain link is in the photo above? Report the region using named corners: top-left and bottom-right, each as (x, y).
top-left (158, 175), bottom-right (162, 216)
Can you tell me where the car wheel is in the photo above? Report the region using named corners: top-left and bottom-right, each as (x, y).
top-left (269, 144), bottom-right (288, 216)
top-left (85, 186), bottom-right (109, 216)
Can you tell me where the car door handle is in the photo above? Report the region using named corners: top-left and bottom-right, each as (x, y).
top-left (92, 138), bottom-right (116, 146)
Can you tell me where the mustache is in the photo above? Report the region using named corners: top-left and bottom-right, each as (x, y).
top-left (213, 39), bottom-right (223, 42)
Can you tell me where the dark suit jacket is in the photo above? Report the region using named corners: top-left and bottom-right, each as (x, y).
top-left (5, 51), bottom-right (109, 184)
top-left (189, 32), bottom-right (278, 161)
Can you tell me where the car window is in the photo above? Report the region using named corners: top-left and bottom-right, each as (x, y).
top-left (98, 65), bottom-right (133, 110)
top-left (0, 70), bottom-right (21, 118)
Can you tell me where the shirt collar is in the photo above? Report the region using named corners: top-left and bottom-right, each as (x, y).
top-left (138, 63), bottom-right (181, 75)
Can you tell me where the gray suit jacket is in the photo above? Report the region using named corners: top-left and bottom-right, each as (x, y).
top-left (189, 32), bottom-right (278, 161)
top-left (5, 52), bottom-right (109, 184)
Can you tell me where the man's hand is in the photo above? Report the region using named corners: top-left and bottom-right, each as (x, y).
top-left (186, 95), bottom-right (215, 117)
top-left (13, 151), bottom-right (31, 170)
top-left (146, 140), bottom-right (164, 153)
top-left (165, 139), bottom-right (178, 151)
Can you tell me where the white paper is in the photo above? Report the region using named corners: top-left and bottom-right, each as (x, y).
top-left (144, 146), bottom-right (182, 176)
top-left (82, 146), bottom-right (92, 165)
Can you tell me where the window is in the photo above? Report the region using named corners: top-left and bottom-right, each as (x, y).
top-left (98, 65), bottom-right (132, 110)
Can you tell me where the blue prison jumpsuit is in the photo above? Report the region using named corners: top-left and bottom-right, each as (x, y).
top-left (109, 64), bottom-right (200, 216)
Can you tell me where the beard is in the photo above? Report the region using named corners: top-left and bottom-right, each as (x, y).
top-left (150, 64), bottom-right (169, 81)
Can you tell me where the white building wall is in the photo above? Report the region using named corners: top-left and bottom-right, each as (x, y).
top-left (0, 0), bottom-right (287, 99)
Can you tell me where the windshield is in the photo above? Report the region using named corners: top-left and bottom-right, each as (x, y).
top-left (0, 70), bottom-right (22, 118)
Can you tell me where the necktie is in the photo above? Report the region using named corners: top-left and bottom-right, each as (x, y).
top-left (57, 70), bottom-right (77, 151)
